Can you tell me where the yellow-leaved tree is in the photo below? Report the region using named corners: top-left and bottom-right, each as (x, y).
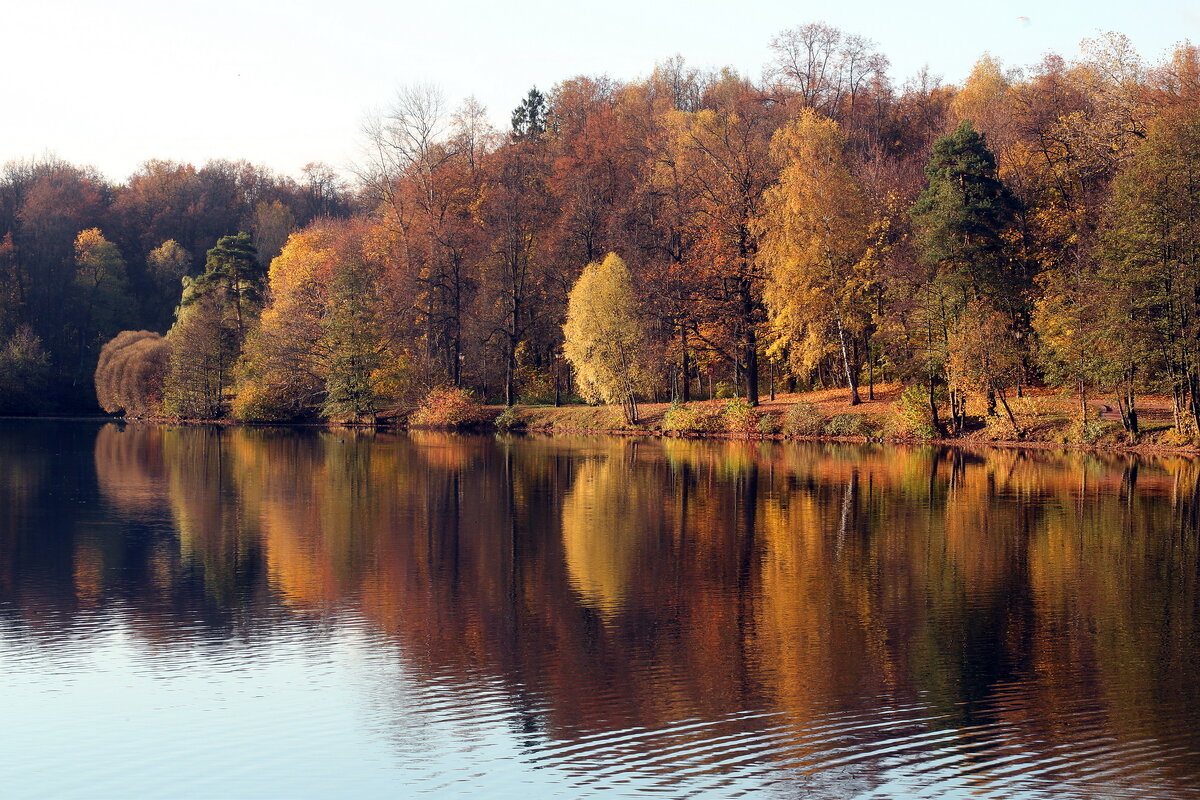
top-left (562, 253), bottom-right (650, 425)
top-left (233, 226), bottom-right (332, 421)
top-left (234, 219), bottom-right (413, 423)
top-left (757, 109), bottom-right (879, 404)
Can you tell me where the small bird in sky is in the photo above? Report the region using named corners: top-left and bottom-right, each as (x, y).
top-left (1016, 16), bottom-right (1032, 27)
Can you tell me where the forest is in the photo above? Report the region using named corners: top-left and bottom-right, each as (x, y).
top-left (2, 25), bottom-right (1199, 441)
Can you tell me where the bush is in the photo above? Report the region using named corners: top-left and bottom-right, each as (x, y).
top-left (493, 406), bottom-right (526, 431)
top-left (662, 401), bottom-right (700, 432)
top-left (94, 330), bottom-right (171, 418)
top-left (409, 386), bottom-right (485, 429)
top-left (515, 363), bottom-right (556, 405)
top-left (757, 414), bottom-right (782, 435)
top-left (662, 401), bottom-right (721, 433)
top-left (1073, 418), bottom-right (1119, 445)
top-left (781, 400), bottom-right (823, 436)
top-left (0, 326), bottom-right (50, 414)
top-left (722, 399), bottom-right (760, 435)
top-left (825, 413), bottom-right (875, 437)
top-left (231, 379), bottom-right (296, 422)
top-left (889, 385), bottom-right (939, 439)
top-left (368, 356), bottom-right (416, 410)
top-left (983, 412), bottom-right (1021, 441)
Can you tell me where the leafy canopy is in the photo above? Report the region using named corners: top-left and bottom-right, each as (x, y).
top-left (562, 253), bottom-right (651, 422)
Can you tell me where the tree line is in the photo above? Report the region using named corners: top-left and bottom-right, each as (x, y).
top-left (0, 158), bottom-right (352, 411)
top-left (4, 25), bottom-right (1199, 438)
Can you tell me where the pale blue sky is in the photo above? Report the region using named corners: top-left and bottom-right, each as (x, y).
top-left (1, 0), bottom-right (1194, 181)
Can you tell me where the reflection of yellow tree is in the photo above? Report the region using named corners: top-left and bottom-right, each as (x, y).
top-left (754, 481), bottom-right (890, 729)
top-left (228, 428), bottom-right (331, 608)
top-left (561, 444), bottom-right (658, 620)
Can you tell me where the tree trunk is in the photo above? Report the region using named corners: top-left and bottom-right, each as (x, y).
top-left (680, 327), bottom-right (691, 403)
top-left (867, 341), bottom-right (875, 402)
top-left (835, 316), bottom-right (861, 405)
top-left (1117, 388), bottom-right (1139, 436)
top-left (1189, 372), bottom-right (1200, 435)
top-left (740, 274), bottom-right (759, 406)
top-left (928, 373), bottom-right (943, 436)
top-left (452, 337), bottom-right (462, 386)
top-left (744, 328), bottom-right (759, 406)
top-left (995, 382), bottom-right (1021, 437)
top-left (1127, 385), bottom-right (1139, 436)
top-left (505, 361), bottom-right (514, 407)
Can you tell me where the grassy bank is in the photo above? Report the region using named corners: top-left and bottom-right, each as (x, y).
top-left (114, 382), bottom-right (1198, 456)
top-left (461, 383), bottom-right (1200, 455)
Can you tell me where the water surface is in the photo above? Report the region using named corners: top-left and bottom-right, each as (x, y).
top-left (1, 420), bottom-right (1198, 798)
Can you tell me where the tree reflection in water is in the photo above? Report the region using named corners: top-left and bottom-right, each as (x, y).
top-left (1, 421), bottom-right (1197, 796)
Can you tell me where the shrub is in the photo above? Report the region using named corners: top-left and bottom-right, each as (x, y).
top-left (662, 401), bottom-right (700, 433)
top-left (409, 386), bottom-right (484, 429)
top-left (1073, 418), bottom-right (1120, 445)
top-left (494, 406), bottom-right (526, 431)
top-left (0, 326), bottom-right (50, 414)
top-left (515, 363), bottom-right (556, 405)
top-left (889, 385), bottom-right (939, 439)
top-left (781, 400), bottom-right (823, 436)
top-left (722, 399), bottom-right (760, 435)
top-left (662, 401), bottom-right (722, 433)
top-left (231, 378), bottom-right (296, 422)
top-left (983, 412), bottom-right (1021, 441)
top-left (368, 356), bottom-right (417, 410)
top-left (94, 330), bottom-right (171, 417)
top-left (714, 381), bottom-right (738, 399)
top-left (825, 413), bottom-right (875, 437)
top-left (757, 414), bottom-right (782, 435)
top-left (1011, 392), bottom-right (1054, 418)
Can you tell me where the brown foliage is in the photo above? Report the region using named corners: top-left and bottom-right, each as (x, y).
top-left (408, 386), bottom-right (488, 429)
top-left (94, 330), bottom-right (171, 417)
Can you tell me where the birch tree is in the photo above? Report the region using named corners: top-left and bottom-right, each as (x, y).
top-left (562, 253), bottom-right (650, 424)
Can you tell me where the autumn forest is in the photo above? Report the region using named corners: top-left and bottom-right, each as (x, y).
top-left (3, 25), bottom-right (1199, 442)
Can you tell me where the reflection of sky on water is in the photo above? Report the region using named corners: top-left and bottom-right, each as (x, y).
top-left (0, 611), bottom-right (593, 799)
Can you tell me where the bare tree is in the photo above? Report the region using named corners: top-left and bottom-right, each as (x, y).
top-left (766, 23), bottom-right (889, 117)
top-left (449, 96), bottom-right (497, 173)
top-left (356, 83), bottom-right (453, 256)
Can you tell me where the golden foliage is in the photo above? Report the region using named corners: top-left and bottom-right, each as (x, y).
top-left (758, 110), bottom-right (878, 373)
top-left (562, 253), bottom-right (651, 423)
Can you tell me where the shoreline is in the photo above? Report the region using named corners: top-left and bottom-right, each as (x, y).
top-left (507, 422), bottom-right (1200, 457)
top-left (34, 385), bottom-right (1200, 457)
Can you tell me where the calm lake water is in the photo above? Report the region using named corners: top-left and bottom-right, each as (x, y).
top-left (2, 420), bottom-right (1199, 798)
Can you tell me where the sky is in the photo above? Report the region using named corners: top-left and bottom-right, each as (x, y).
top-left (1, 0), bottom-right (1194, 182)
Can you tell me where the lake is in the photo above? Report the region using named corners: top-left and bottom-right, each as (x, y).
top-left (1, 420), bottom-right (1198, 798)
